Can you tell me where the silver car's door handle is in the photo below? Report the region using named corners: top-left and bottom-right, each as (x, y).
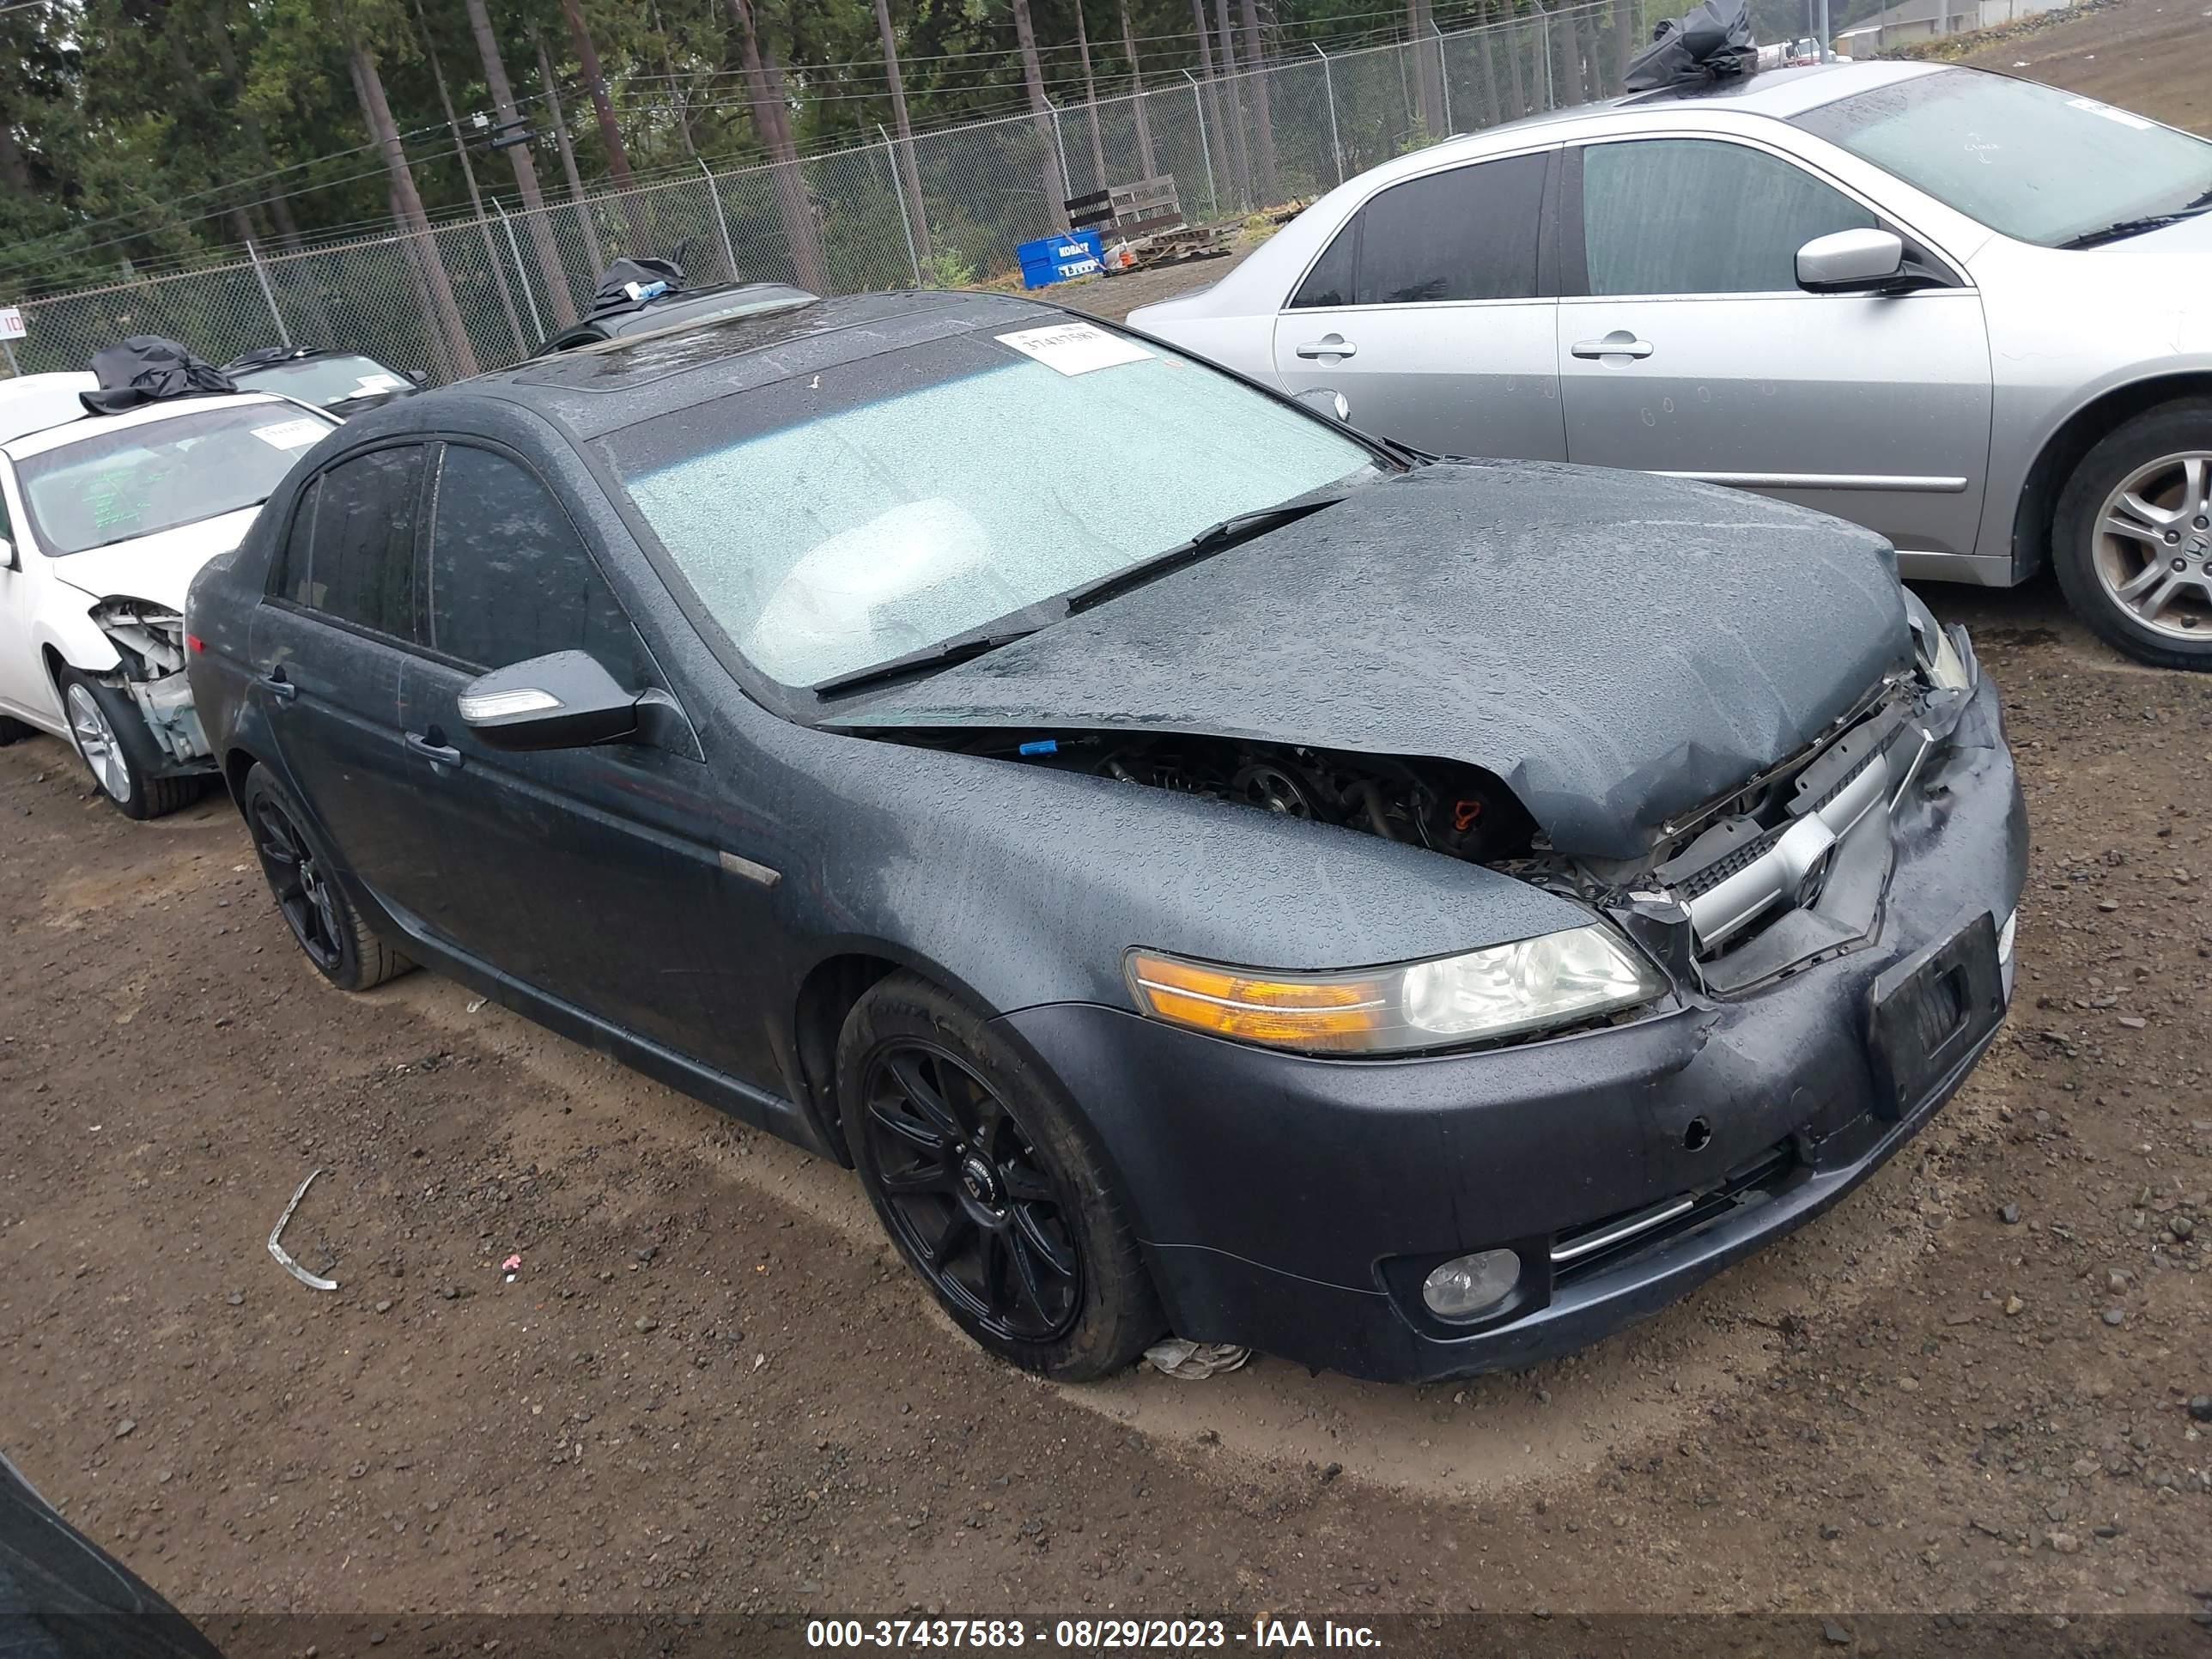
top-left (1571, 334), bottom-right (1655, 361)
top-left (1294, 336), bottom-right (1357, 359)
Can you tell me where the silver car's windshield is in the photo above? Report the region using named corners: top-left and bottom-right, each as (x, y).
top-left (605, 325), bottom-right (1379, 690)
top-left (231, 354), bottom-right (411, 406)
top-left (1795, 69), bottom-right (2212, 248)
top-left (15, 401), bottom-right (328, 555)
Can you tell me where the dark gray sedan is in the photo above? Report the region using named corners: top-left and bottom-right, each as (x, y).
top-left (183, 290), bottom-right (2027, 1382)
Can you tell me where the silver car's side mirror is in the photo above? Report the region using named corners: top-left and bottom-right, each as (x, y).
top-left (1295, 386), bottom-right (1351, 423)
top-left (0, 535), bottom-right (14, 571)
top-left (1796, 228), bottom-right (1908, 293)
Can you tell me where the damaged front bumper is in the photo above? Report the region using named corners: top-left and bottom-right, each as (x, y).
top-left (994, 664), bottom-right (2027, 1383)
top-left (92, 601), bottom-right (215, 775)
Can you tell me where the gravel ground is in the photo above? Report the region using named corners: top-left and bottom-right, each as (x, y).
top-left (4, 21), bottom-right (2210, 1631)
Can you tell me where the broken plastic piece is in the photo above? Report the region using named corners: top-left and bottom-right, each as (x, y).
top-left (1143, 1337), bottom-right (1251, 1380)
top-left (267, 1168), bottom-right (338, 1291)
top-left (1624, 0), bottom-right (1757, 92)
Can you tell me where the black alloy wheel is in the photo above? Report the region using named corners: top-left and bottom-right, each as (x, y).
top-left (252, 790), bottom-right (345, 973)
top-left (860, 1040), bottom-right (1084, 1343)
top-left (838, 972), bottom-right (1161, 1379)
top-left (240, 763), bottom-right (412, 992)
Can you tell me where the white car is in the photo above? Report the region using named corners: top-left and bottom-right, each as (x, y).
top-left (0, 374), bottom-right (335, 816)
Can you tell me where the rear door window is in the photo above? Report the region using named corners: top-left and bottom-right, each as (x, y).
top-left (278, 445), bottom-right (424, 640)
top-left (421, 443), bottom-right (649, 684)
top-left (1291, 151), bottom-right (1548, 307)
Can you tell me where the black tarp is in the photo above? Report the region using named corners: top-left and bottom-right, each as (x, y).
top-left (1624, 0), bottom-right (1758, 91)
top-left (78, 337), bottom-right (235, 416)
top-left (589, 256), bottom-right (686, 316)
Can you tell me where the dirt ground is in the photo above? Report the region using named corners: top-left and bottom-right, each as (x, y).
top-left (1960, 0), bottom-right (2212, 133)
top-left (5, 21), bottom-right (2212, 1640)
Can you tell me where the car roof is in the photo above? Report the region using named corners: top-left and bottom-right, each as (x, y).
top-left (3, 389), bottom-right (310, 459)
top-left (0, 373), bottom-right (99, 448)
top-left (425, 289), bottom-right (1068, 443)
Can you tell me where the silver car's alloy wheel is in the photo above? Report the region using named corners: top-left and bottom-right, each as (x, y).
top-left (64, 683), bottom-right (132, 804)
top-left (2094, 450), bottom-right (2212, 640)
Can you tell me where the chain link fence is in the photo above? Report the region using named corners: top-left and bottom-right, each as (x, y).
top-left (0, 0), bottom-right (2065, 384)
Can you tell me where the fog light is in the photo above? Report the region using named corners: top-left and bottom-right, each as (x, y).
top-left (1420, 1249), bottom-right (1522, 1322)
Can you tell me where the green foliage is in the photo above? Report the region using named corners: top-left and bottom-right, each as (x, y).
top-left (919, 246), bottom-right (979, 287)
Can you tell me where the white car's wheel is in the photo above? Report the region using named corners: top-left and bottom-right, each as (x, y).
top-left (56, 669), bottom-right (204, 819)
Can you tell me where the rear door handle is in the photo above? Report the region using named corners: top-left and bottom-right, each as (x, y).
top-left (405, 732), bottom-right (464, 769)
top-left (1294, 335), bottom-right (1357, 360)
top-left (1571, 333), bottom-right (1655, 361)
top-left (264, 669), bottom-right (298, 704)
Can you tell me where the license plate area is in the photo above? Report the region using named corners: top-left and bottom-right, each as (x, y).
top-left (1866, 910), bottom-right (2003, 1121)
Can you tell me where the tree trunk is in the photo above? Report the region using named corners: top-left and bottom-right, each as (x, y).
top-left (1575, 4), bottom-right (1604, 100)
top-left (1237, 0), bottom-right (1276, 203)
top-left (647, 0), bottom-right (699, 157)
top-left (556, 0), bottom-right (635, 188)
top-left (207, 0), bottom-right (308, 252)
top-left (461, 0), bottom-right (575, 325)
top-left (414, 0), bottom-right (527, 357)
top-left (1189, 0), bottom-right (1227, 212)
top-left (344, 33), bottom-right (478, 376)
top-left (1119, 0), bottom-right (1155, 180)
top-left (1475, 0), bottom-right (1502, 128)
top-left (1407, 0), bottom-right (1444, 140)
top-left (873, 0), bottom-right (932, 261)
top-left (537, 33), bottom-right (610, 273)
top-left (1074, 0), bottom-right (1108, 198)
top-left (1009, 0), bottom-right (1066, 232)
top-left (1212, 0), bottom-right (1250, 209)
top-left (1613, 0), bottom-right (1641, 88)
top-left (725, 0), bottom-right (830, 288)
top-left (1504, 0), bottom-right (1527, 113)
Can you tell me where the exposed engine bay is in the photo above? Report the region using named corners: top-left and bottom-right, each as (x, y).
top-left (1011, 732), bottom-right (1540, 866)
top-left (89, 599), bottom-right (212, 767)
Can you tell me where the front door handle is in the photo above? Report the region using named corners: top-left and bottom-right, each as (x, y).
top-left (404, 731), bottom-right (464, 769)
top-left (1571, 332), bottom-right (1655, 361)
top-left (1295, 335), bottom-right (1357, 360)
top-left (264, 669), bottom-right (298, 704)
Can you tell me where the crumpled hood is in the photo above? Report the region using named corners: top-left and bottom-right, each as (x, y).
top-left (46, 506), bottom-right (261, 613)
top-left (834, 461), bottom-right (1912, 859)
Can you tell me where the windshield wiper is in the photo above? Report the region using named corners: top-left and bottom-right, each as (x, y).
top-left (1062, 495), bottom-right (1349, 617)
top-left (2060, 207), bottom-right (2210, 249)
top-left (810, 620), bottom-right (1047, 699)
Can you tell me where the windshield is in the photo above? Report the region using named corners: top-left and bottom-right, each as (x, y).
top-left (16, 401), bottom-right (329, 555)
top-left (229, 354), bottom-right (413, 406)
top-left (1794, 69), bottom-right (2212, 247)
top-left (605, 324), bottom-right (1378, 689)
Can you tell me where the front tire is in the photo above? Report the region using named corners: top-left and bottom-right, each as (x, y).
top-left (57, 668), bottom-right (204, 818)
top-left (241, 763), bottom-right (413, 992)
top-left (839, 973), bottom-right (1162, 1381)
top-left (2052, 399), bottom-right (2212, 669)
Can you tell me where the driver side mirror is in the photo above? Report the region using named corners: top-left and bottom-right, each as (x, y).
top-left (1796, 228), bottom-right (1930, 294)
top-left (458, 650), bottom-right (639, 751)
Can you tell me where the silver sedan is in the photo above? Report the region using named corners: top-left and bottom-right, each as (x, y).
top-left (1128, 62), bottom-right (2212, 669)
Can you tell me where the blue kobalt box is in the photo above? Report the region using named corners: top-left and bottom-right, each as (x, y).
top-left (1017, 228), bottom-right (1104, 289)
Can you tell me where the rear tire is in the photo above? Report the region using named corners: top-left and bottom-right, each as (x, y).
top-left (2051, 398), bottom-right (2212, 670)
top-left (56, 667), bottom-right (204, 818)
top-left (839, 972), bottom-right (1162, 1381)
top-left (240, 763), bottom-right (414, 992)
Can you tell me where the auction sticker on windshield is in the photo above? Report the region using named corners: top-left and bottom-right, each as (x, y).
top-left (995, 321), bottom-right (1152, 376)
top-left (251, 418), bottom-right (329, 450)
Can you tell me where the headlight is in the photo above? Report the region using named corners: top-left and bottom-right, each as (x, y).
top-left (1923, 624), bottom-right (1972, 691)
top-left (1125, 926), bottom-right (1664, 1055)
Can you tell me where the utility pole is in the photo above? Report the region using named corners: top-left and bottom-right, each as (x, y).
top-left (537, 32), bottom-right (607, 273)
top-left (1120, 0), bottom-right (1156, 179)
